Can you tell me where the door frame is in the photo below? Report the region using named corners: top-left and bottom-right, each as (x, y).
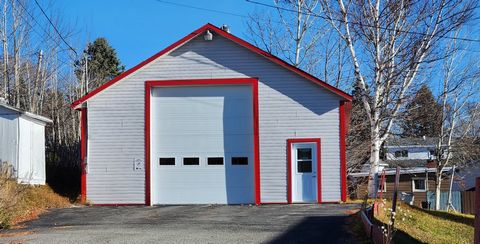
top-left (145, 78), bottom-right (260, 206)
top-left (287, 138), bottom-right (321, 204)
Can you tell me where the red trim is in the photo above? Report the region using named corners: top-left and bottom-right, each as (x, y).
top-left (80, 108), bottom-right (87, 203)
top-left (71, 23), bottom-right (351, 109)
top-left (252, 80), bottom-right (261, 205)
top-left (286, 138), bottom-right (322, 204)
top-left (145, 82), bottom-right (151, 206)
top-left (145, 78), bottom-right (261, 205)
top-left (339, 101), bottom-right (347, 202)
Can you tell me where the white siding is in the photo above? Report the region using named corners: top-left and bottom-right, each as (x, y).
top-left (0, 107), bottom-right (19, 175)
top-left (17, 116), bottom-right (46, 185)
top-left (87, 34), bottom-right (342, 204)
top-left (386, 147), bottom-right (434, 160)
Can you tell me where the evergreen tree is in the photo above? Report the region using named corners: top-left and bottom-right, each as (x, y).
top-left (74, 38), bottom-right (125, 93)
top-left (401, 85), bottom-right (442, 137)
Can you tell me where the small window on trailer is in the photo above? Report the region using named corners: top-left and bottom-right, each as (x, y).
top-left (412, 178), bottom-right (427, 192)
top-left (394, 150), bottom-right (408, 158)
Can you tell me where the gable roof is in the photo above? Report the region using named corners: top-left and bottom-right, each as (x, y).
top-left (0, 102), bottom-right (53, 124)
top-left (71, 23), bottom-right (352, 109)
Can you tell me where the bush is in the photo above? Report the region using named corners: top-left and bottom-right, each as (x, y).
top-left (0, 162), bottom-right (70, 229)
top-left (0, 162), bottom-right (26, 229)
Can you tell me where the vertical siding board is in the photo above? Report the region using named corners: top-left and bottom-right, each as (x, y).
top-left (87, 35), bottom-right (342, 204)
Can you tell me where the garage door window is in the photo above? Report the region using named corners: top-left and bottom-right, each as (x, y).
top-left (208, 157), bottom-right (224, 165)
top-left (159, 158), bottom-right (175, 166)
top-left (232, 157), bottom-right (248, 165)
top-left (183, 157), bottom-right (200, 165)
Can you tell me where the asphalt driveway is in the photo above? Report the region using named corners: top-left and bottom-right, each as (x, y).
top-left (0, 204), bottom-right (360, 244)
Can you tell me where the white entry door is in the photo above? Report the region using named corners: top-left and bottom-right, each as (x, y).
top-left (291, 143), bottom-right (317, 203)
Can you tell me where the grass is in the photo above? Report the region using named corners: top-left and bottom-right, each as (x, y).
top-left (0, 179), bottom-right (71, 229)
top-left (374, 200), bottom-right (474, 244)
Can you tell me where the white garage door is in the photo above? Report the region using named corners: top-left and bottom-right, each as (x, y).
top-left (150, 85), bottom-right (254, 204)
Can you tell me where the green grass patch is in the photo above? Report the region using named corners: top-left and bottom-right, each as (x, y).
top-left (374, 201), bottom-right (474, 244)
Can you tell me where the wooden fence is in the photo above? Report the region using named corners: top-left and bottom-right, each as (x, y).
top-left (462, 191), bottom-right (476, 215)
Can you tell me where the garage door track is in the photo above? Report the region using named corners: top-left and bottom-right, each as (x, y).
top-left (0, 204), bottom-right (360, 243)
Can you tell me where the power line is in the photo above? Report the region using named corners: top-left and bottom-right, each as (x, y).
top-left (32, 0), bottom-right (78, 56)
top-left (246, 0), bottom-right (480, 44)
top-left (13, 0), bottom-right (75, 65)
top-left (155, 0), bottom-right (247, 18)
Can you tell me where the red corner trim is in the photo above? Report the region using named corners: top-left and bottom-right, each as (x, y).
top-left (339, 101), bottom-right (347, 202)
top-left (71, 23), bottom-right (351, 109)
top-left (145, 82), bottom-right (151, 206)
top-left (144, 78), bottom-right (260, 205)
top-left (80, 107), bottom-right (87, 203)
top-left (286, 138), bottom-right (322, 204)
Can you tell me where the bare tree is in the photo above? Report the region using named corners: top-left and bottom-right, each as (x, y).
top-left (247, 1), bottom-right (331, 76)
top-left (320, 0), bottom-right (476, 195)
top-left (432, 40), bottom-right (480, 210)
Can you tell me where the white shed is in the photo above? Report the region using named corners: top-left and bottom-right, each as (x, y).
top-left (72, 24), bottom-right (352, 205)
top-left (0, 102), bottom-right (52, 185)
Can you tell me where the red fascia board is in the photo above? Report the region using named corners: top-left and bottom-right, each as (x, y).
top-left (71, 23), bottom-right (351, 109)
top-left (71, 24), bottom-right (211, 109)
top-left (286, 138), bottom-right (322, 204)
top-left (339, 101), bottom-right (347, 202)
top-left (145, 78), bottom-right (261, 206)
top-left (208, 24), bottom-right (352, 102)
top-left (80, 108), bottom-right (87, 203)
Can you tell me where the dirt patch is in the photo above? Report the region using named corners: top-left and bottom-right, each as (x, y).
top-left (0, 231), bottom-right (34, 238)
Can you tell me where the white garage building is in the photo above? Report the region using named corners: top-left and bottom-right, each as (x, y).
top-left (0, 102), bottom-right (52, 185)
top-left (72, 24), bottom-right (351, 205)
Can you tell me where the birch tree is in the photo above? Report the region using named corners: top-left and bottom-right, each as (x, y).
top-left (320, 0), bottom-right (476, 194)
top-left (246, 0), bottom-right (350, 86)
top-left (432, 42), bottom-right (480, 210)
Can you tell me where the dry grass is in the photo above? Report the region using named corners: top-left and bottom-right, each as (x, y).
top-left (0, 164), bottom-right (71, 229)
top-left (374, 200), bottom-right (474, 244)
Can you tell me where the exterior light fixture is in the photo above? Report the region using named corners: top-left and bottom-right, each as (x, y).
top-left (204, 30), bottom-right (213, 41)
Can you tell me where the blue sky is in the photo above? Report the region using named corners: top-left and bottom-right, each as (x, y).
top-left (55, 0), bottom-right (479, 100)
top-left (59, 0), bottom-right (257, 69)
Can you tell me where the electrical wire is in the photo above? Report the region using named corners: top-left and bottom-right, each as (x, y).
top-left (32, 0), bottom-right (78, 56)
top-left (245, 0), bottom-right (480, 43)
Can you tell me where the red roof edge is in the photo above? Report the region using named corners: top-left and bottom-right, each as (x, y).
top-left (71, 23), bottom-right (352, 109)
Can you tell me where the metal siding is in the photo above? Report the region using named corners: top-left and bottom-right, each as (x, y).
top-left (87, 35), bottom-right (341, 204)
top-left (0, 108), bottom-right (18, 175)
top-left (17, 117), bottom-right (46, 185)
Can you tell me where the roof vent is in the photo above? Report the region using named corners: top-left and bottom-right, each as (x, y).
top-left (221, 24), bottom-right (230, 33)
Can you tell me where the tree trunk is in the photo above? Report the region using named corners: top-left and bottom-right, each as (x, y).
top-left (435, 175), bottom-right (442, 210)
top-left (367, 135), bottom-right (382, 197)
